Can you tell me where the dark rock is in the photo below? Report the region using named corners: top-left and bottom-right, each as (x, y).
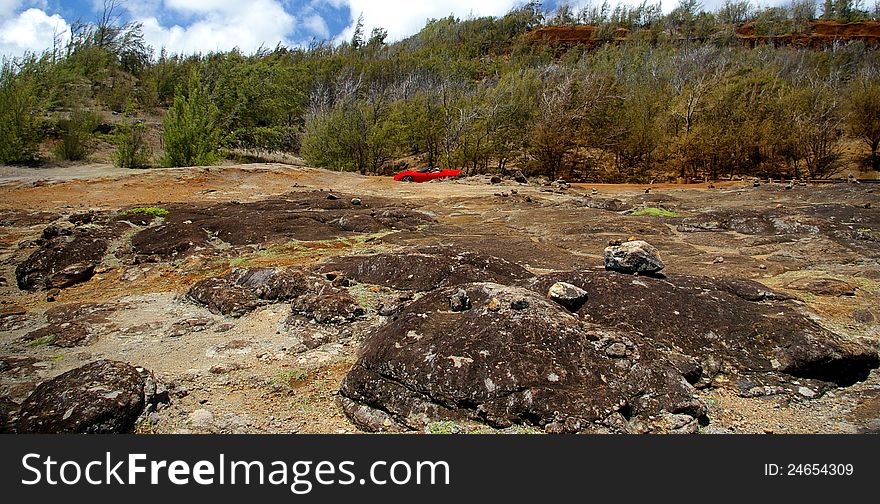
top-left (351, 198), bottom-right (362, 205)
top-left (547, 281), bottom-right (588, 311)
top-left (15, 360), bottom-right (152, 433)
top-left (510, 297), bottom-right (530, 310)
top-left (15, 225), bottom-right (116, 291)
top-left (527, 270), bottom-right (879, 387)
top-left (188, 267), bottom-right (349, 319)
top-left (291, 291), bottom-right (365, 324)
top-left (327, 194), bottom-right (340, 200)
top-left (227, 267), bottom-right (324, 301)
top-left (449, 288), bottom-right (471, 312)
top-left (512, 170), bottom-right (528, 184)
top-left (68, 212), bottom-right (97, 226)
top-left (340, 282), bottom-right (705, 433)
top-left (0, 397), bottom-right (18, 433)
top-left (852, 309), bottom-right (874, 324)
top-left (378, 302), bottom-right (400, 317)
top-left (20, 302), bottom-right (118, 347)
top-left (168, 317), bottom-right (214, 337)
top-left (92, 122), bottom-right (114, 134)
top-left (782, 277), bottom-right (856, 297)
top-left (187, 277), bottom-right (261, 317)
top-left (336, 214), bottom-right (385, 233)
top-left (319, 246), bottom-right (533, 292)
top-left (603, 240), bottom-right (665, 274)
top-left (128, 193), bottom-right (433, 259)
top-left (719, 278), bottom-right (792, 302)
top-left (490, 176), bottom-right (502, 184)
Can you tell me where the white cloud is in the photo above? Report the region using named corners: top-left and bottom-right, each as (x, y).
top-left (136, 0), bottom-right (297, 55)
top-left (303, 13), bottom-right (330, 38)
top-left (0, 0), bottom-right (24, 19)
top-left (335, 0), bottom-right (524, 43)
top-left (0, 7), bottom-right (69, 59)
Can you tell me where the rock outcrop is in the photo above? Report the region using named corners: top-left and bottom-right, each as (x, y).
top-left (187, 267), bottom-right (364, 323)
top-left (340, 282), bottom-right (706, 434)
top-left (15, 360), bottom-right (162, 433)
top-left (15, 224), bottom-right (120, 291)
top-left (528, 271), bottom-right (879, 387)
top-left (319, 246), bottom-right (533, 292)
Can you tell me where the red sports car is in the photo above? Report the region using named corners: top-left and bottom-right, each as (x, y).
top-left (393, 166), bottom-right (462, 183)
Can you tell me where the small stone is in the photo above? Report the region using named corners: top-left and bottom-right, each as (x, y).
top-left (490, 176), bottom-right (501, 184)
top-left (449, 289), bottom-right (471, 312)
top-left (547, 281), bottom-right (588, 312)
top-left (350, 198), bottom-right (362, 205)
top-left (188, 409), bottom-right (214, 428)
top-left (852, 309), bottom-right (874, 324)
top-left (510, 298), bottom-right (529, 310)
top-left (797, 387), bottom-right (816, 398)
top-left (605, 342), bottom-right (628, 358)
top-left (326, 194), bottom-right (339, 200)
top-left (487, 297), bottom-right (501, 311)
top-left (713, 256), bottom-right (724, 264)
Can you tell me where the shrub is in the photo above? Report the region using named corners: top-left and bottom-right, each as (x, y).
top-left (160, 71), bottom-right (221, 167)
top-left (0, 60), bottom-right (44, 165)
top-left (631, 207), bottom-right (683, 217)
top-left (121, 207), bottom-right (168, 217)
top-left (55, 109), bottom-right (99, 161)
top-left (114, 110), bottom-right (152, 168)
top-left (230, 126), bottom-right (300, 152)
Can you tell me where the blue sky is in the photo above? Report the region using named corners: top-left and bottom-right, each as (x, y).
top-left (0, 0), bottom-right (776, 59)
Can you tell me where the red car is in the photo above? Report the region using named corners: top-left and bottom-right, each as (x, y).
top-left (393, 166), bottom-right (462, 183)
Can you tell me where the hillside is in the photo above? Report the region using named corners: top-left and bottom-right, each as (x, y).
top-left (1, 3), bottom-right (879, 185)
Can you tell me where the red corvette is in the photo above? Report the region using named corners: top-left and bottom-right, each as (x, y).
top-left (393, 166), bottom-right (462, 183)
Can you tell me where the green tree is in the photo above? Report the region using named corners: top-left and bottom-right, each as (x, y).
top-left (845, 76), bottom-right (880, 171)
top-left (55, 108), bottom-right (99, 161)
top-left (161, 71), bottom-right (221, 167)
top-left (114, 105), bottom-right (152, 168)
top-left (0, 59), bottom-right (45, 165)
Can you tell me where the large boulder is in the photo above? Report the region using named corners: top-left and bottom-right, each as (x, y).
top-left (527, 271), bottom-right (879, 388)
top-left (15, 225), bottom-right (118, 291)
top-left (603, 240), bottom-right (664, 274)
top-left (340, 282), bottom-right (705, 434)
top-left (15, 360), bottom-right (158, 433)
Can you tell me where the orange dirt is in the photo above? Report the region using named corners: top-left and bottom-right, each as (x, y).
top-left (528, 20), bottom-right (880, 49)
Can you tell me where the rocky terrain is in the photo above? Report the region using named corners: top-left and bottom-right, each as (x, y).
top-left (1, 163), bottom-right (879, 434)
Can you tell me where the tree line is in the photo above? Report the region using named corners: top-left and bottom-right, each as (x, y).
top-left (1, 0), bottom-right (879, 180)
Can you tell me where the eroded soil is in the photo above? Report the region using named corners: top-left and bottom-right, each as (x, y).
top-left (1, 164), bottom-right (878, 434)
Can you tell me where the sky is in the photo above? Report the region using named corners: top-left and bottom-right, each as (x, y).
top-left (0, 0), bottom-right (789, 60)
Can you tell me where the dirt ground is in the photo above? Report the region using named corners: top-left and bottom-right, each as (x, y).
top-left (1, 163), bottom-right (878, 434)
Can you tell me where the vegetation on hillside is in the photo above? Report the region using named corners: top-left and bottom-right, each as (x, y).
top-left (1, 0), bottom-right (879, 181)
